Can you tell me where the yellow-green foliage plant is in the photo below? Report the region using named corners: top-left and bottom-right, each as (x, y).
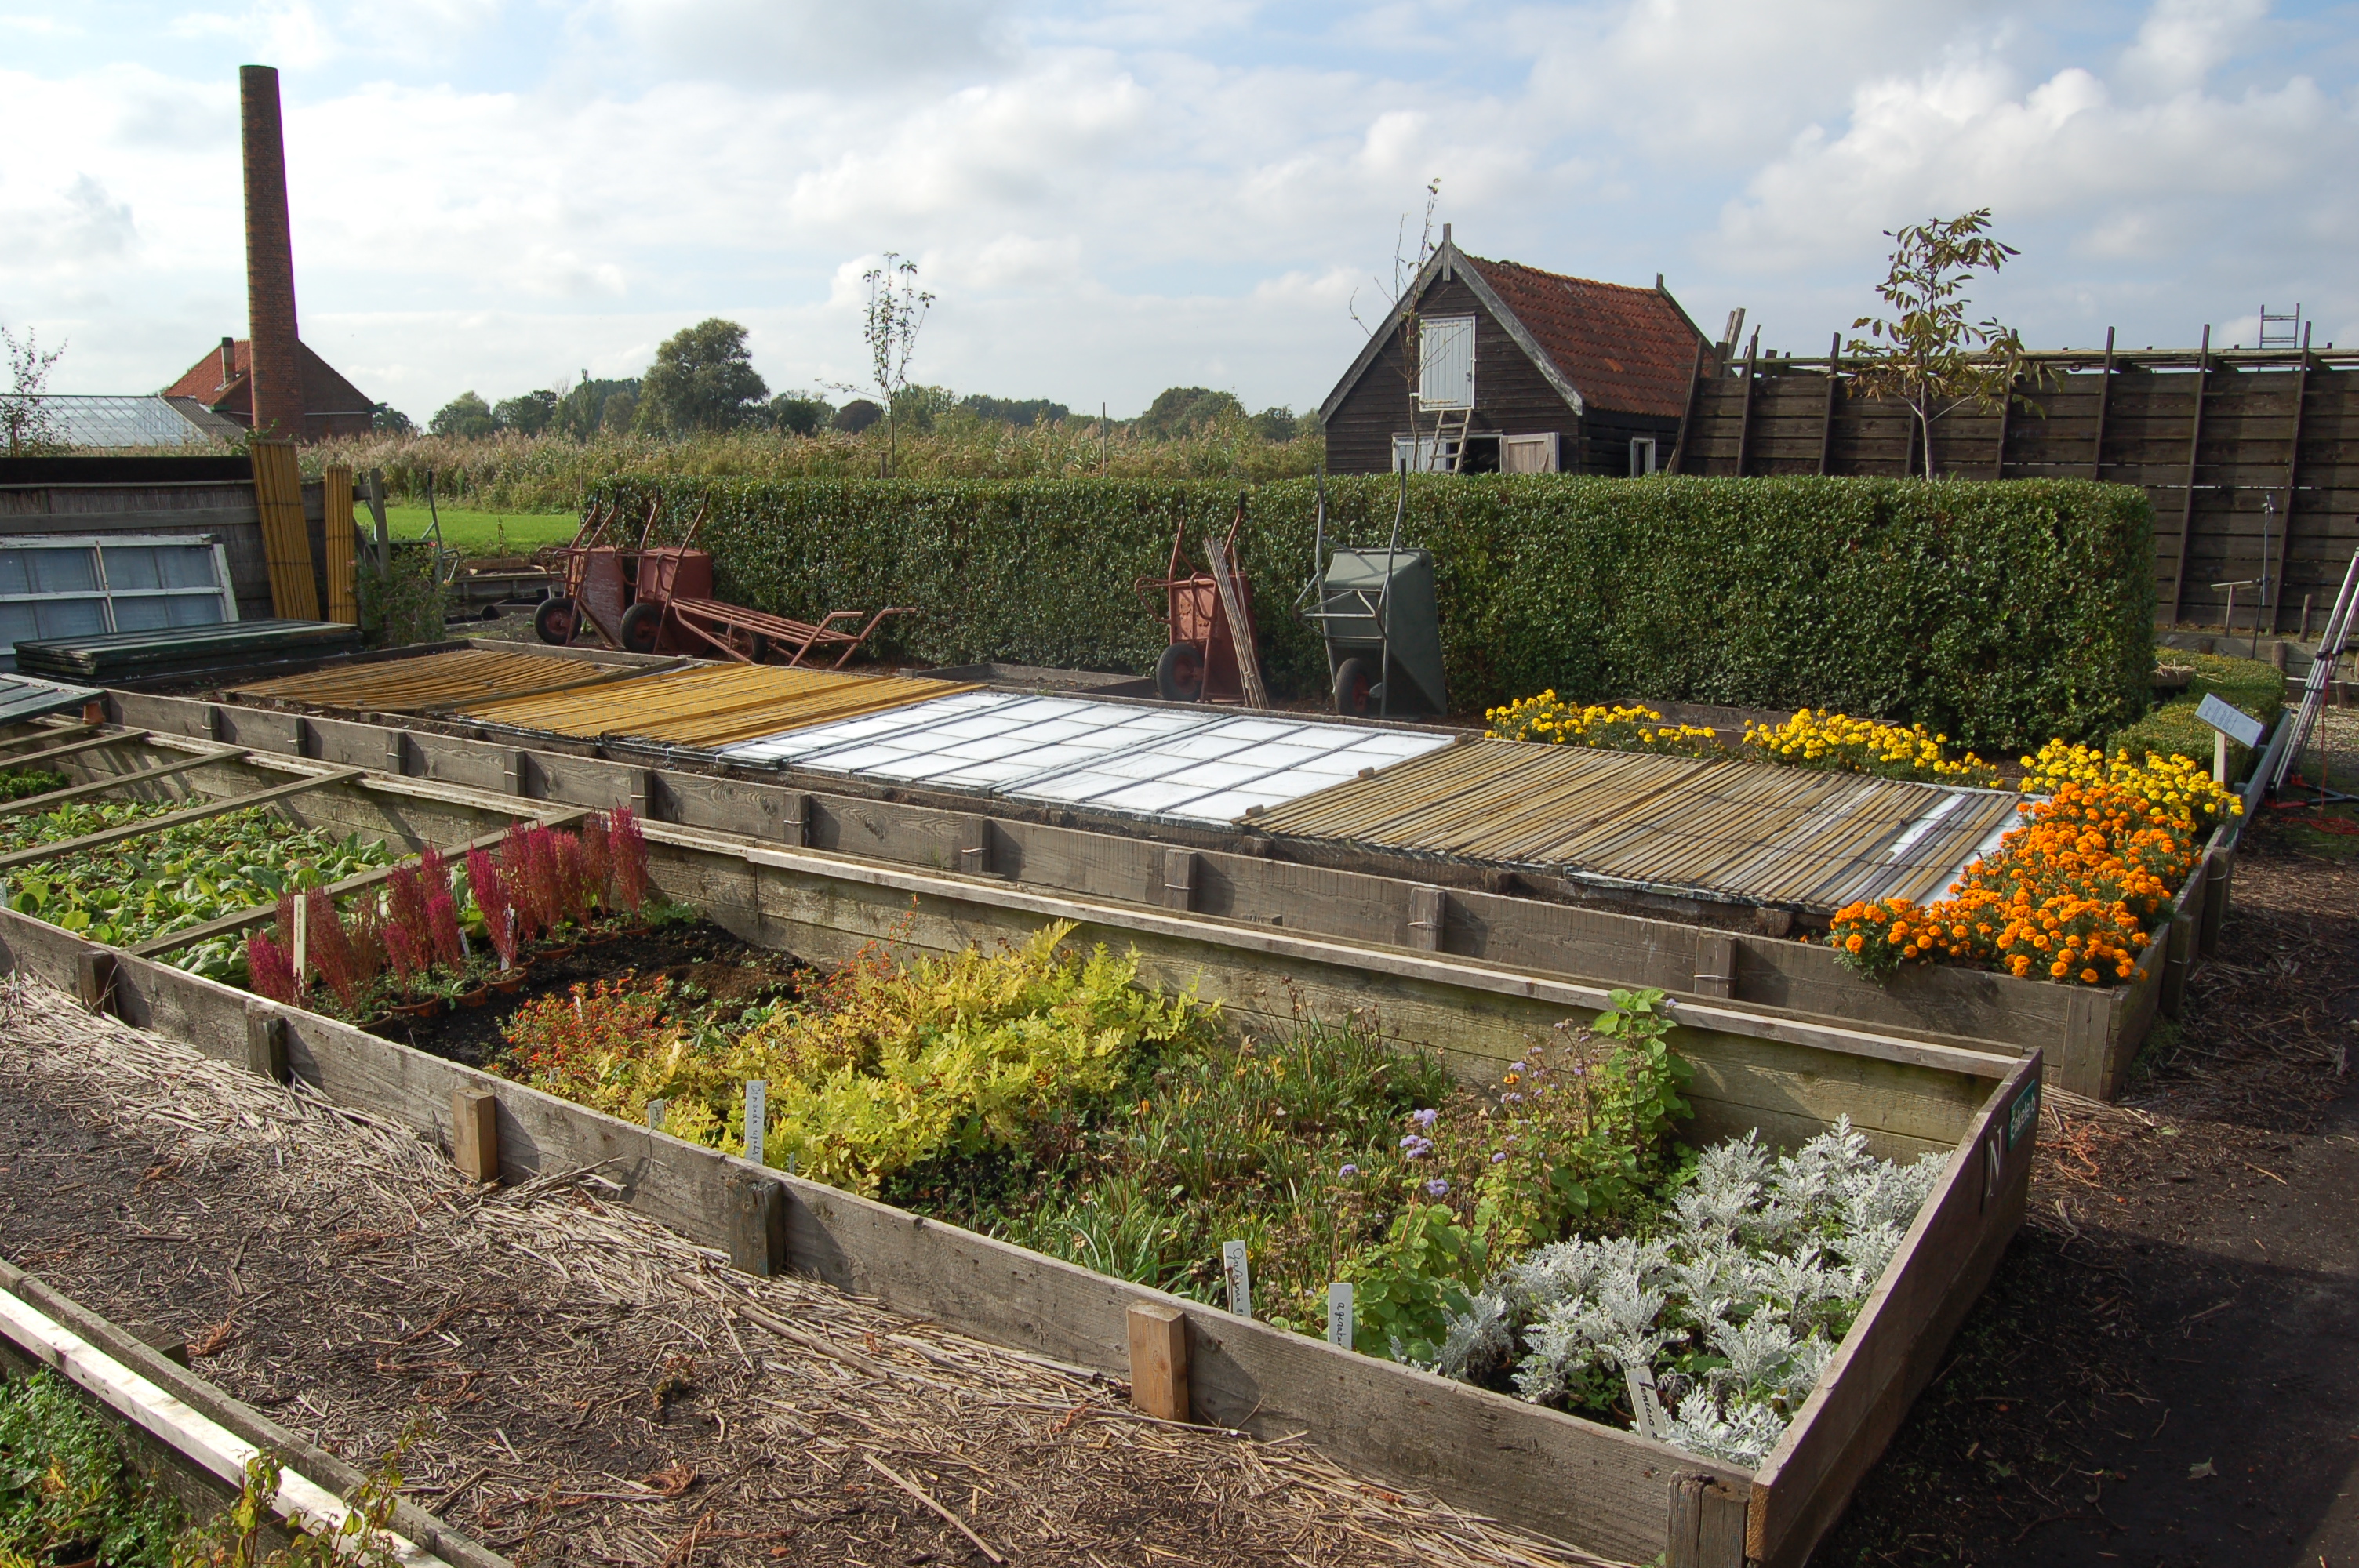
top-left (1484, 693), bottom-right (1720, 757)
top-left (491, 923), bottom-right (1213, 1195)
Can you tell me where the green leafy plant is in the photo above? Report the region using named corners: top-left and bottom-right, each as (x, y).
top-left (0, 771), bottom-right (67, 805)
top-left (172, 1432), bottom-right (412, 1568)
top-left (0, 1370), bottom-right (184, 1568)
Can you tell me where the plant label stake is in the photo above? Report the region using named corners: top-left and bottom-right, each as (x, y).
top-left (1325, 1282), bottom-right (1353, 1350)
top-left (744, 1080), bottom-right (766, 1168)
top-left (1222, 1241), bottom-right (1252, 1319)
top-left (292, 894), bottom-right (308, 1000)
top-left (646, 1098), bottom-right (667, 1132)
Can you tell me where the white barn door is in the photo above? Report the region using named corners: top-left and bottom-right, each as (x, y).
top-left (1419, 316), bottom-right (1475, 410)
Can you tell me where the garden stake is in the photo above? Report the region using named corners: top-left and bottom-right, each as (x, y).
top-left (1325, 1282), bottom-right (1353, 1351)
top-left (744, 1080), bottom-right (766, 1168)
top-left (647, 1098), bottom-right (667, 1131)
top-left (1221, 1240), bottom-right (1251, 1319)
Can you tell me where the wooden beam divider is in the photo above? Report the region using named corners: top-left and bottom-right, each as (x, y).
top-left (0, 729), bottom-right (151, 774)
top-left (0, 746), bottom-right (242, 820)
top-left (0, 723), bottom-right (96, 755)
top-left (0, 765), bottom-right (366, 873)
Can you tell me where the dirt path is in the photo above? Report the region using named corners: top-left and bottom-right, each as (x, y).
top-left (1812, 816), bottom-right (2359, 1566)
top-left (0, 986), bottom-right (1612, 1568)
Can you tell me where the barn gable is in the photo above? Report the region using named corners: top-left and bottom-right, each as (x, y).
top-left (1318, 236), bottom-right (1710, 475)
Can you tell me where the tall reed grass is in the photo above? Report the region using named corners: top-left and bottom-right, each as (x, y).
top-left (304, 415), bottom-right (1324, 511)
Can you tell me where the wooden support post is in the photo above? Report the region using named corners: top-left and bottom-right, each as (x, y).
top-left (1693, 931), bottom-right (1735, 998)
top-left (1406, 885), bottom-right (1446, 951)
top-left (1666, 343), bottom-right (1707, 474)
top-left (1161, 848), bottom-right (1196, 912)
top-left (958, 815), bottom-right (991, 877)
top-left (1988, 359), bottom-right (2014, 479)
top-left (2268, 326), bottom-right (2310, 633)
top-left (244, 1004), bottom-right (288, 1083)
top-left (785, 793), bottom-right (812, 848)
top-left (503, 750), bottom-right (527, 799)
top-left (2197, 847), bottom-right (2233, 958)
top-left (629, 768), bottom-right (654, 822)
top-left (1125, 1302), bottom-right (1189, 1422)
top-left (2168, 326), bottom-right (2212, 623)
top-left (725, 1170), bottom-right (786, 1277)
top-left (0, 766), bottom-right (366, 873)
top-left (2159, 912), bottom-right (2194, 1020)
top-left (1205, 535), bottom-right (1270, 710)
top-left (75, 952), bottom-right (116, 1016)
top-left (1817, 332), bottom-right (1840, 474)
top-left (1666, 1475), bottom-right (1747, 1568)
top-left (1732, 332), bottom-right (1759, 477)
top-left (451, 1089), bottom-right (499, 1183)
top-left (206, 704), bottom-right (227, 743)
top-left (2088, 326), bottom-right (2115, 480)
top-left (384, 730), bottom-right (406, 776)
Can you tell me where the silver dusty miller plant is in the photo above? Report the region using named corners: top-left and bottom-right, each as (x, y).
top-left (1429, 1118), bottom-right (1943, 1468)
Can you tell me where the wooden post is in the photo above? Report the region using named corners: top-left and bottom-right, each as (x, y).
top-left (2197, 847), bottom-right (2233, 958)
top-left (958, 815), bottom-right (991, 877)
top-left (2168, 326), bottom-right (2212, 623)
top-left (628, 768), bottom-right (654, 822)
top-left (1125, 1303), bottom-right (1189, 1422)
top-left (1204, 535), bottom-right (1270, 710)
top-left (1667, 1475), bottom-right (1748, 1568)
top-left (451, 1089), bottom-right (499, 1182)
top-left (2268, 324), bottom-right (2310, 633)
top-left (2159, 912), bottom-right (2195, 1020)
top-left (206, 704), bottom-right (227, 743)
top-left (785, 793), bottom-right (812, 848)
top-left (244, 1004), bottom-right (288, 1083)
top-left (503, 749), bottom-right (527, 798)
top-left (75, 952), bottom-right (116, 1016)
top-left (725, 1170), bottom-right (786, 1277)
top-left (1666, 343), bottom-right (1707, 474)
top-left (2088, 326), bottom-right (2115, 480)
top-left (1732, 331), bottom-right (1759, 477)
top-left (1987, 358), bottom-right (2013, 479)
top-left (1692, 931), bottom-right (1736, 998)
top-left (1161, 848), bottom-right (1196, 912)
top-left (384, 731), bottom-right (405, 776)
top-left (322, 465), bottom-right (359, 626)
top-left (365, 468), bottom-right (391, 579)
top-left (1817, 332), bottom-right (1840, 475)
top-left (1406, 885), bottom-right (1446, 951)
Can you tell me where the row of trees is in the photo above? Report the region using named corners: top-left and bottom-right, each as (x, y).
top-left (420, 318), bottom-right (1312, 446)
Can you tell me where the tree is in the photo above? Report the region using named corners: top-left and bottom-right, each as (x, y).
top-left (831, 398), bottom-right (881, 434)
top-left (493, 389), bottom-right (558, 436)
top-left (1133, 387), bottom-right (1244, 438)
top-left (371, 403), bottom-right (416, 436)
top-left (1845, 209), bottom-right (2031, 478)
top-left (636, 318), bottom-right (769, 434)
top-left (958, 393), bottom-right (1070, 428)
top-left (1249, 405), bottom-right (1307, 441)
top-left (848, 255), bottom-right (933, 476)
top-left (1, 324), bottom-right (67, 456)
top-left (767, 390), bottom-right (834, 436)
top-left (429, 392), bottom-right (496, 438)
top-left (1350, 178), bottom-right (1448, 471)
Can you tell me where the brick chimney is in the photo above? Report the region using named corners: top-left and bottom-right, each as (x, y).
top-left (217, 336), bottom-right (235, 390)
top-left (240, 64), bottom-right (304, 440)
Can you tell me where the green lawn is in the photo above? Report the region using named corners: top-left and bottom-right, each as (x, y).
top-left (379, 506), bottom-right (580, 557)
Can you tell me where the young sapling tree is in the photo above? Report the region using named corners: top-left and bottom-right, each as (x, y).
top-left (1845, 209), bottom-right (2034, 477)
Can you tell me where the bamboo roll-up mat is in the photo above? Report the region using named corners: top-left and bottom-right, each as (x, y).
top-left (460, 663), bottom-right (976, 749)
top-left (234, 648), bottom-right (650, 713)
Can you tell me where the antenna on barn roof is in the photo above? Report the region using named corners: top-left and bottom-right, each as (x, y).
top-left (1441, 223), bottom-right (1451, 245)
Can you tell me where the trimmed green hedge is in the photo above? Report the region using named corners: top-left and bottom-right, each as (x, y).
top-left (2110, 652), bottom-right (2286, 775)
top-left (585, 474), bottom-right (2156, 750)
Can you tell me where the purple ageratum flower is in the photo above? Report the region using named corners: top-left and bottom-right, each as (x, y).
top-left (1500, 1091), bottom-right (1525, 1104)
top-left (1424, 1178), bottom-right (1451, 1198)
top-left (1490, 1151), bottom-right (1508, 1164)
top-left (1339, 1163), bottom-right (1359, 1178)
top-left (1411, 1108), bottom-right (1439, 1129)
top-left (1399, 1134), bottom-right (1434, 1160)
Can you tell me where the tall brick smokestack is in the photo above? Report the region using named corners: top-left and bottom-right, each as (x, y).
top-left (240, 64), bottom-right (304, 440)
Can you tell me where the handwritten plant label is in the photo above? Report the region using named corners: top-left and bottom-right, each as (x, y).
top-left (1325, 1282), bottom-right (1354, 1350)
top-left (744, 1079), bottom-right (767, 1168)
top-left (1222, 1240), bottom-right (1252, 1319)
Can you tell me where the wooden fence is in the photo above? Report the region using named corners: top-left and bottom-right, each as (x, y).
top-left (1670, 336), bottom-right (2359, 630)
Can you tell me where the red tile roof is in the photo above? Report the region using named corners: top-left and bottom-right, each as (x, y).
top-left (1465, 256), bottom-right (1708, 419)
top-left (160, 339), bottom-right (375, 423)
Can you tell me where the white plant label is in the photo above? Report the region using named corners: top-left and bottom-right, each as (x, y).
top-left (646, 1098), bottom-right (667, 1132)
top-left (1325, 1282), bottom-right (1354, 1350)
top-left (744, 1080), bottom-right (766, 1168)
top-left (1222, 1240), bottom-right (1252, 1319)
top-left (2195, 692), bottom-right (2265, 749)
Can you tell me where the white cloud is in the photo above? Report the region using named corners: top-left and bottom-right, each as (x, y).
top-left (602, 0), bottom-right (1016, 85)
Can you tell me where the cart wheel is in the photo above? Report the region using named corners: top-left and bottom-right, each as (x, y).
top-left (1155, 642), bottom-right (1205, 702)
top-left (1333, 657), bottom-right (1373, 717)
top-left (620, 601), bottom-right (664, 655)
top-left (534, 596), bottom-right (578, 645)
top-left (737, 630), bottom-right (771, 664)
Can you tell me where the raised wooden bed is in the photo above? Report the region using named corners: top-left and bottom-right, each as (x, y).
top-left (0, 734), bottom-right (2038, 1566)
top-left (0, 1259), bottom-right (503, 1568)
top-left (89, 679), bottom-right (2231, 1099)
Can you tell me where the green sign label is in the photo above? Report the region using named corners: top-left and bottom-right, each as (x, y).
top-left (2007, 1080), bottom-right (2041, 1150)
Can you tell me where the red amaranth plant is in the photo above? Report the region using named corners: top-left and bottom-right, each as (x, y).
top-left (608, 807), bottom-right (649, 916)
top-left (426, 889), bottom-right (467, 972)
top-left (347, 896), bottom-right (387, 993)
top-left (467, 846), bottom-right (519, 969)
top-left (383, 923), bottom-right (421, 990)
top-left (304, 888), bottom-right (364, 1013)
top-left (554, 831), bottom-right (593, 928)
top-left (386, 862), bottom-right (434, 954)
top-left (580, 819), bottom-right (613, 914)
top-left (502, 822), bottom-right (563, 939)
top-left (246, 931), bottom-right (297, 1004)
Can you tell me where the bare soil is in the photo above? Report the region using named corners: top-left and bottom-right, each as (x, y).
top-left (1809, 808), bottom-right (2359, 1566)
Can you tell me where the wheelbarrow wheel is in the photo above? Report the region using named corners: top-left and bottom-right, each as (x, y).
top-left (1155, 642), bottom-right (1205, 702)
top-left (1333, 657), bottom-right (1374, 717)
top-left (620, 601), bottom-right (664, 655)
top-left (534, 596), bottom-right (579, 645)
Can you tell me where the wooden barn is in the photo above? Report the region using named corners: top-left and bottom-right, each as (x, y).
top-left (1320, 229), bottom-right (1713, 475)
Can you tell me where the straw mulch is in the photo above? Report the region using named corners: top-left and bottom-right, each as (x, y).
top-left (0, 978), bottom-right (1629, 1568)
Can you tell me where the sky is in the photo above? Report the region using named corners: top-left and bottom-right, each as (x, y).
top-left (2, 0), bottom-right (2355, 423)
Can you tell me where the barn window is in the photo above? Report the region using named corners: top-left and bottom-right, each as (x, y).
top-left (1629, 437), bottom-right (1659, 476)
top-left (1392, 434), bottom-right (1456, 473)
top-left (0, 535), bottom-right (237, 669)
top-left (1418, 316), bottom-right (1475, 409)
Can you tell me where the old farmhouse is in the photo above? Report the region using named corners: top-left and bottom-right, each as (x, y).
top-left (1320, 230), bottom-right (1713, 476)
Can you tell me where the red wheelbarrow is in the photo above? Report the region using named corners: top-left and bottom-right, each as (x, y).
top-left (1134, 495), bottom-right (1267, 705)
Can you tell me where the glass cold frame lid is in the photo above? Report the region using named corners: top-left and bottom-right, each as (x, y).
top-left (718, 691), bottom-right (1455, 823)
